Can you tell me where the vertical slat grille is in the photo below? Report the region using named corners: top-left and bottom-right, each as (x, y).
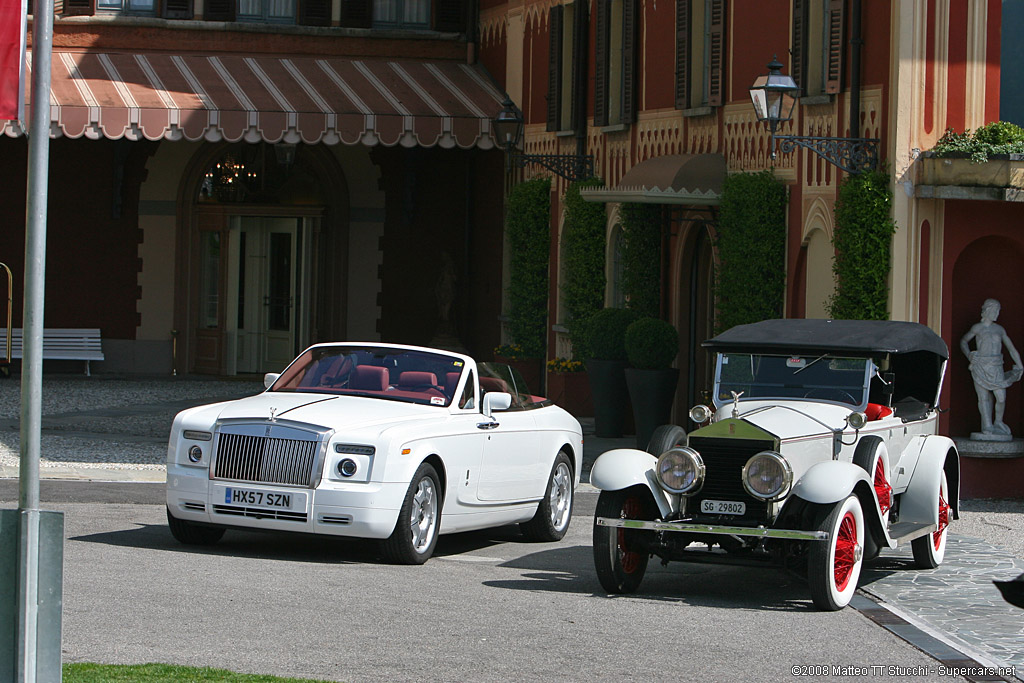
top-left (688, 436), bottom-right (773, 521)
top-left (213, 432), bottom-right (318, 487)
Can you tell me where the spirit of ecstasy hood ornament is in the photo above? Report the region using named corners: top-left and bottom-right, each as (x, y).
top-left (730, 391), bottom-right (744, 419)
top-left (269, 407), bottom-right (277, 422)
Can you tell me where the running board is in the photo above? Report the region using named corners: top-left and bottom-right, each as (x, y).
top-left (595, 517), bottom-right (828, 541)
top-left (887, 521), bottom-right (937, 543)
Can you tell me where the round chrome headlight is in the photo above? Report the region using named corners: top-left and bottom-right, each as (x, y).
top-left (656, 447), bottom-right (705, 495)
top-left (689, 404), bottom-right (713, 424)
top-left (187, 445), bottom-right (203, 463)
top-left (742, 451), bottom-right (793, 501)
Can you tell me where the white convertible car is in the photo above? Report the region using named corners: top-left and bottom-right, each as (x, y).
top-left (167, 343), bottom-right (583, 564)
top-left (592, 319), bottom-right (960, 610)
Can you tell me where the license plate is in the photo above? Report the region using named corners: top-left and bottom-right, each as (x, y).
top-left (225, 487), bottom-right (294, 510)
top-left (701, 499), bottom-right (746, 515)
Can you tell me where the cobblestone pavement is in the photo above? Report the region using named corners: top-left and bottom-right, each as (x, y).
top-left (1, 376), bottom-right (1023, 680)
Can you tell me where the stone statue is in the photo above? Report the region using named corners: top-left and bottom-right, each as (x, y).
top-left (960, 298), bottom-right (1024, 440)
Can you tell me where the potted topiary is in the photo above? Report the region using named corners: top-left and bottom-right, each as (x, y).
top-left (585, 307), bottom-right (639, 437)
top-left (624, 317), bottom-right (680, 449)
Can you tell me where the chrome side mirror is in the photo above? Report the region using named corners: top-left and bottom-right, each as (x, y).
top-left (264, 373), bottom-right (280, 390)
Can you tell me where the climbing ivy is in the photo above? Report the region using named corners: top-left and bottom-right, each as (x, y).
top-left (828, 168), bottom-right (896, 321)
top-left (619, 202), bottom-right (661, 319)
top-left (505, 177), bottom-right (551, 358)
top-left (561, 178), bottom-right (607, 360)
top-left (714, 170), bottom-right (788, 333)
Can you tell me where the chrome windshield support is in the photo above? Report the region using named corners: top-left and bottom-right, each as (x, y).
top-left (595, 517), bottom-right (829, 541)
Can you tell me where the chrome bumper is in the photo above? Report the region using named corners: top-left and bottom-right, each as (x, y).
top-left (595, 516), bottom-right (829, 541)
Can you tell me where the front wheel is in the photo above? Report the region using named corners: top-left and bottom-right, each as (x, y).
top-left (521, 452), bottom-right (574, 541)
top-left (593, 487), bottom-right (655, 594)
top-left (167, 508), bottom-right (225, 546)
top-left (382, 463), bottom-right (441, 565)
top-left (808, 495), bottom-right (865, 611)
top-left (911, 470), bottom-right (951, 569)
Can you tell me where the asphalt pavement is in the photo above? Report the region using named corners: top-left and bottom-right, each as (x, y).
top-left (1, 374), bottom-right (1023, 680)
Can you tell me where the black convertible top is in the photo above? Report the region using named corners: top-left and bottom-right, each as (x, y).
top-left (703, 319), bottom-right (949, 359)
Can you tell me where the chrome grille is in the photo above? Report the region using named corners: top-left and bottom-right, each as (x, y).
top-left (688, 436), bottom-right (774, 522)
top-left (212, 428), bottom-right (322, 487)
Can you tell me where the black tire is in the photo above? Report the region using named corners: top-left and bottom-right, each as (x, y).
top-left (646, 424), bottom-right (687, 456)
top-left (593, 487), bottom-right (655, 594)
top-left (520, 452), bottom-right (574, 542)
top-left (911, 470), bottom-right (950, 569)
top-left (808, 495), bottom-right (864, 611)
top-left (166, 508), bottom-right (225, 546)
top-left (382, 463), bottom-right (442, 565)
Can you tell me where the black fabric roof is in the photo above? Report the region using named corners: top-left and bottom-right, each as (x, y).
top-left (703, 319), bottom-right (949, 359)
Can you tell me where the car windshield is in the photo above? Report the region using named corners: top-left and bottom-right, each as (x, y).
top-left (269, 346), bottom-right (466, 407)
top-left (715, 353), bottom-right (872, 408)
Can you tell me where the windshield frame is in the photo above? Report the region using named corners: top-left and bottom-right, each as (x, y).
top-left (268, 344), bottom-right (469, 408)
top-left (712, 352), bottom-right (875, 411)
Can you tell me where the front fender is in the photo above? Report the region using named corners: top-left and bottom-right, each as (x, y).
top-left (901, 436), bottom-right (960, 525)
top-left (590, 448), bottom-right (674, 518)
top-left (791, 460), bottom-right (871, 505)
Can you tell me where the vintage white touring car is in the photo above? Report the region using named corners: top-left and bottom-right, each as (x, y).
top-left (591, 319), bottom-right (959, 610)
top-left (166, 343), bottom-right (582, 564)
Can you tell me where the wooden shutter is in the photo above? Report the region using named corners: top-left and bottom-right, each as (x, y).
top-left (203, 0), bottom-right (235, 20)
top-left (547, 5), bottom-right (564, 132)
top-left (570, 1), bottom-right (586, 133)
top-left (594, 0), bottom-right (610, 127)
top-left (163, 0), bottom-right (192, 18)
top-left (825, 0), bottom-right (845, 94)
top-left (340, 0), bottom-right (372, 28)
top-left (790, 0), bottom-right (808, 95)
top-left (435, 0), bottom-right (465, 32)
top-left (63, 0), bottom-right (93, 16)
top-left (707, 0), bottom-right (725, 106)
top-left (674, 0), bottom-right (689, 109)
top-left (299, 0), bottom-right (330, 25)
top-left (621, 0), bottom-right (638, 123)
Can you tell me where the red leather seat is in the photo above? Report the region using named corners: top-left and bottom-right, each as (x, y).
top-left (350, 365), bottom-right (389, 391)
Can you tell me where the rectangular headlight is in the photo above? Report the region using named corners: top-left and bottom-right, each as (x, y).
top-left (335, 444), bottom-right (375, 456)
top-left (183, 430), bottom-right (213, 442)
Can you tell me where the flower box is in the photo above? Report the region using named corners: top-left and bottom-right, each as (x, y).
top-left (920, 153), bottom-right (1024, 188)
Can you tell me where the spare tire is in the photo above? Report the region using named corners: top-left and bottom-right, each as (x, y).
top-left (646, 424), bottom-right (687, 455)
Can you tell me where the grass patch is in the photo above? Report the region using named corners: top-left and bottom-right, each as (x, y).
top-left (64, 663), bottom-right (334, 682)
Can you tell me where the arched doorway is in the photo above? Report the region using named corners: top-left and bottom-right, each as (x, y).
top-left (676, 219), bottom-right (716, 419)
top-left (176, 142), bottom-right (350, 375)
top-left (950, 235), bottom-right (1024, 437)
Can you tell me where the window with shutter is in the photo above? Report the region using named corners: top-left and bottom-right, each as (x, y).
top-left (373, 0), bottom-right (431, 29)
top-left (596, 0), bottom-right (638, 128)
top-left (163, 0), bottom-right (192, 18)
top-left (594, 0), bottom-right (609, 127)
top-left (434, 0), bottom-right (464, 32)
top-left (299, 0), bottom-right (329, 25)
top-left (825, 0), bottom-right (844, 94)
top-left (706, 0), bottom-right (725, 106)
top-left (674, 0), bottom-right (689, 109)
top-left (569, 0), bottom-right (585, 132)
top-left (547, 5), bottom-right (564, 132)
top-left (791, 0), bottom-right (808, 95)
top-left (203, 0), bottom-right (235, 20)
top-left (621, 0), bottom-right (637, 124)
top-left (340, 0), bottom-right (372, 27)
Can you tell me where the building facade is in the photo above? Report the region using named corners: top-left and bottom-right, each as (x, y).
top-left (2, 0), bottom-right (508, 375)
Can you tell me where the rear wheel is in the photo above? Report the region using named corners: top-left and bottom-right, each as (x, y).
top-left (911, 470), bottom-right (950, 569)
top-left (593, 487), bottom-right (655, 593)
top-left (808, 495), bottom-right (864, 611)
top-left (166, 508), bottom-right (225, 546)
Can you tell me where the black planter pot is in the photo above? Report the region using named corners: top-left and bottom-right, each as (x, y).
top-left (586, 359), bottom-right (630, 438)
top-left (625, 367), bottom-right (680, 450)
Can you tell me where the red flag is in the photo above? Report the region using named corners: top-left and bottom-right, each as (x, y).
top-left (0, 0), bottom-right (28, 121)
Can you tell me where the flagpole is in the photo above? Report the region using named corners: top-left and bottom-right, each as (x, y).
top-left (18, 0), bottom-right (53, 677)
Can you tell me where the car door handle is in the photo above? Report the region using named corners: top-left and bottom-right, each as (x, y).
top-left (477, 421), bottom-right (499, 430)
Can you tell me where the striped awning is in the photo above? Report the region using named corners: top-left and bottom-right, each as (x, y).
top-left (0, 50), bottom-right (506, 149)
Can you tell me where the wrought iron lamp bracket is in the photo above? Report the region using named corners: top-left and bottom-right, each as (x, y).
top-left (773, 135), bottom-right (880, 174)
top-left (510, 152), bottom-right (595, 182)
